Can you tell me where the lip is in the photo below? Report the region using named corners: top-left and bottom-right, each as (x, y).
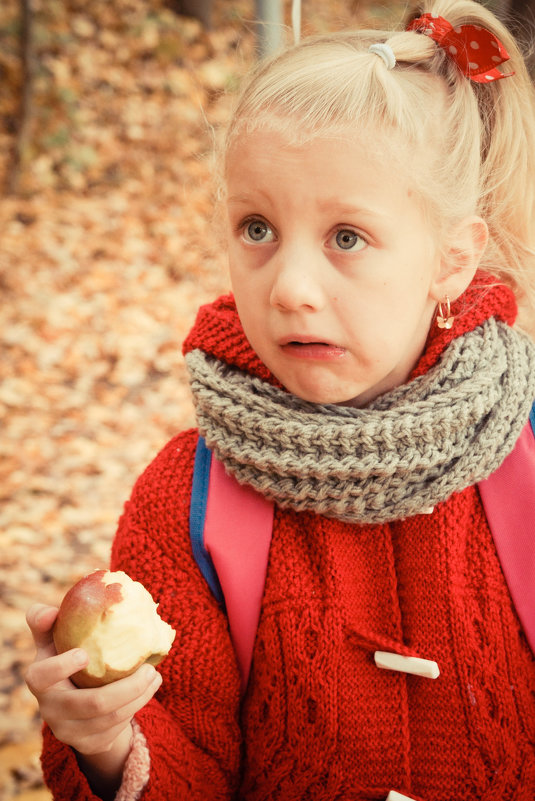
top-left (279, 335), bottom-right (346, 361)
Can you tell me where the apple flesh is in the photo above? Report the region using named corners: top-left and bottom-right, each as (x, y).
top-left (53, 569), bottom-right (176, 688)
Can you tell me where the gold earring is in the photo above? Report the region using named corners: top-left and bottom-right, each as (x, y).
top-left (437, 296), bottom-right (454, 329)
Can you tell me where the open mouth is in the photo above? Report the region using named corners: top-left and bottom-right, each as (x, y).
top-left (281, 340), bottom-right (346, 359)
top-left (290, 340), bottom-right (329, 346)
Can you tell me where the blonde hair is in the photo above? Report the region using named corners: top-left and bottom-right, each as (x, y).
top-left (224, 0), bottom-right (535, 333)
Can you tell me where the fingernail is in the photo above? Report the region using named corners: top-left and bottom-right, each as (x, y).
top-left (73, 650), bottom-right (88, 666)
top-left (34, 607), bottom-right (50, 627)
top-left (141, 664), bottom-right (156, 681)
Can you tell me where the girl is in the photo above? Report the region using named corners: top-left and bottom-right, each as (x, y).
top-left (25, 1), bottom-right (535, 799)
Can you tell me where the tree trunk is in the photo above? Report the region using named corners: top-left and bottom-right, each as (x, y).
top-left (7, 0), bottom-right (33, 194)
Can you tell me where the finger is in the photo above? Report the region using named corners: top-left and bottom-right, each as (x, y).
top-left (69, 673), bottom-right (162, 755)
top-left (25, 648), bottom-right (89, 697)
top-left (42, 667), bottom-right (162, 753)
top-left (26, 605), bottom-right (59, 654)
top-left (71, 664), bottom-right (162, 723)
top-left (102, 666), bottom-right (163, 725)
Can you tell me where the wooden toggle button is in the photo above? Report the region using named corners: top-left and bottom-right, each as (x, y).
top-left (374, 651), bottom-right (440, 679)
top-left (386, 791), bottom-right (417, 801)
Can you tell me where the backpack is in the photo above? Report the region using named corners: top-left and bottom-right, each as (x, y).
top-left (190, 404), bottom-right (535, 691)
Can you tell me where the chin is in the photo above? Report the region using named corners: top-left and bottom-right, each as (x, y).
top-left (286, 381), bottom-right (362, 407)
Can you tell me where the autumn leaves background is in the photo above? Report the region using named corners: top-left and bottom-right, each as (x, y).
top-left (0, 1), bottom-right (524, 798)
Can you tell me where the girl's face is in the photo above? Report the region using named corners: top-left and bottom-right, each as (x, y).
top-left (225, 128), bottom-right (445, 406)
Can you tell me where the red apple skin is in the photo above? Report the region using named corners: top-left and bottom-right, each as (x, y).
top-left (64, 657), bottom-right (155, 690)
top-left (54, 570), bottom-right (123, 642)
top-left (53, 570), bottom-right (172, 688)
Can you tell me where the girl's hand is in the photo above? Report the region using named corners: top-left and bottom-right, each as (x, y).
top-left (25, 603), bottom-right (162, 795)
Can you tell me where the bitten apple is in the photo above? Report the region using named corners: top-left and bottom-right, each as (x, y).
top-left (53, 569), bottom-right (176, 688)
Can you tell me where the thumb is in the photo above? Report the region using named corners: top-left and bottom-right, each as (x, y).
top-left (26, 604), bottom-right (59, 658)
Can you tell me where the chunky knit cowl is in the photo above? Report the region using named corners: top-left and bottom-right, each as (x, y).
top-left (183, 273), bottom-right (535, 524)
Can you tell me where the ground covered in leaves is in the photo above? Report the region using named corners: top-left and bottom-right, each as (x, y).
top-left (0, 1), bottom-right (411, 797)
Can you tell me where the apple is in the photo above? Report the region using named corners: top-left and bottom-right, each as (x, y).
top-left (53, 569), bottom-right (176, 688)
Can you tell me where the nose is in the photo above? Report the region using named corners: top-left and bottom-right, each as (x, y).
top-left (269, 246), bottom-right (326, 312)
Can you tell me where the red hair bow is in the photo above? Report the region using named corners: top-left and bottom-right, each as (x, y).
top-left (407, 13), bottom-right (513, 83)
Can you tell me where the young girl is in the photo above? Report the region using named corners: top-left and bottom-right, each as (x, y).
top-left (25, 1), bottom-right (535, 799)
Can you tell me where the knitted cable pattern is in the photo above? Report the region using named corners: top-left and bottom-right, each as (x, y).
top-left (186, 318), bottom-right (535, 524)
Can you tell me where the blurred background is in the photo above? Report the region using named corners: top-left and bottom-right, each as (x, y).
top-left (0, 1), bottom-right (531, 798)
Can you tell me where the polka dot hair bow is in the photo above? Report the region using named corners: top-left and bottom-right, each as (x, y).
top-left (407, 13), bottom-right (513, 83)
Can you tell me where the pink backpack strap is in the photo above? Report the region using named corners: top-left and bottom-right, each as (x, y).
top-left (190, 437), bottom-right (274, 692)
top-left (478, 406), bottom-right (535, 654)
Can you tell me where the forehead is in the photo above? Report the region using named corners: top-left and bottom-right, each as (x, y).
top-left (225, 127), bottom-right (416, 208)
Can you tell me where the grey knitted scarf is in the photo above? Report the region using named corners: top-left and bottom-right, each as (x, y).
top-left (186, 318), bottom-right (535, 524)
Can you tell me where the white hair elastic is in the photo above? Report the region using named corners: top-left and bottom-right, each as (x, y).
top-left (291, 0), bottom-right (301, 45)
top-left (368, 43), bottom-right (396, 70)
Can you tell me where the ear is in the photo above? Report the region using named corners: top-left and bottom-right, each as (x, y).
top-left (430, 216), bottom-right (488, 302)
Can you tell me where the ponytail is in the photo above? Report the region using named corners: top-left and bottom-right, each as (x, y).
top-left (407, 1), bottom-right (535, 333)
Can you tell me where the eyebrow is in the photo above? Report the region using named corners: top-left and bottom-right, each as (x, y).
top-left (227, 193), bottom-right (387, 220)
top-left (227, 192), bottom-right (269, 205)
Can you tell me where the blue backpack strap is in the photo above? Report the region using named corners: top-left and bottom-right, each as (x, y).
top-left (189, 436), bottom-right (224, 606)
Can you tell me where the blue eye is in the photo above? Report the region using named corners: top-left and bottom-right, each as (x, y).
top-left (333, 229), bottom-right (366, 251)
top-left (243, 219), bottom-right (274, 243)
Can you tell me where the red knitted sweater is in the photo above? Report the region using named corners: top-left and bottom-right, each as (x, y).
top-left (41, 275), bottom-right (535, 801)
